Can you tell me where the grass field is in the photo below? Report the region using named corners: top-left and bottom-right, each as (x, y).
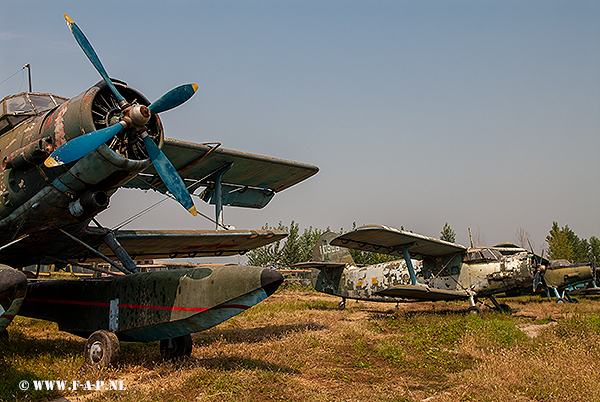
top-left (2, 286), bottom-right (600, 402)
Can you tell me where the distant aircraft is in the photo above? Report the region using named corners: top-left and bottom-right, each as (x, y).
top-left (0, 14), bottom-right (318, 367)
top-left (530, 259), bottom-right (596, 302)
top-left (295, 225), bottom-right (594, 313)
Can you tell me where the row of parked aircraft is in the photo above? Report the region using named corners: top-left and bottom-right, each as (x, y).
top-left (296, 227), bottom-right (596, 313)
top-left (0, 15), bottom-right (595, 368)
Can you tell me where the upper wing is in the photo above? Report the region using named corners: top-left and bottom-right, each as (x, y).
top-left (124, 138), bottom-right (319, 209)
top-left (330, 224), bottom-right (467, 259)
top-left (0, 228), bottom-right (286, 267)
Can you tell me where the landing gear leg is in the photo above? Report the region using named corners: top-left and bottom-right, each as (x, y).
top-left (489, 295), bottom-right (512, 314)
top-left (337, 298), bottom-right (346, 311)
top-left (466, 296), bottom-right (482, 315)
top-left (160, 334), bottom-right (193, 361)
top-left (84, 330), bottom-right (120, 367)
top-left (564, 293), bottom-right (578, 303)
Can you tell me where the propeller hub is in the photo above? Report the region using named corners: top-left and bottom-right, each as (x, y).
top-left (129, 105), bottom-right (151, 127)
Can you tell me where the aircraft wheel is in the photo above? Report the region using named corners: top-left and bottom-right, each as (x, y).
top-left (337, 300), bottom-right (346, 311)
top-left (498, 303), bottom-right (512, 314)
top-left (160, 334), bottom-right (193, 360)
top-left (85, 330), bottom-right (120, 367)
top-left (556, 298), bottom-right (567, 304)
top-left (466, 306), bottom-right (482, 316)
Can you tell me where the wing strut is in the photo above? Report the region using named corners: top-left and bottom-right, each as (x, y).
top-left (59, 229), bottom-right (131, 275)
top-left (103, 232), bottom-right (138, 273)
top-left (197, 163), bottom-right (233, 229)
top-left (398, 243), bottom-right (420, 286)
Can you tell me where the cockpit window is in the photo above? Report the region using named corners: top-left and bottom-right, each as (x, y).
top-left (465, 248), bottom-right (502, 263)
top-left (29, 94), bottom-right (65, 112)
top-left (0, 92), bottom-right (68, 135)
top-left (4, 93), bottom-right (66, 115)
top-left (5, 95), bottom-right (34, 114)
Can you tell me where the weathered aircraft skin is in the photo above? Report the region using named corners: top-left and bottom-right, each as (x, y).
top-left (19, 266), bottom-right (282, 342)
top-left (300, 226), bottom-right (595, 313)
top-left (0, 15), bottom-right (317, 365)
top-left (305, 232), bottom-right (417, 303)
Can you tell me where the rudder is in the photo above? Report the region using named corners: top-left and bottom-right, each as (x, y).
top-left (313, 231), bottom-right (355, 264)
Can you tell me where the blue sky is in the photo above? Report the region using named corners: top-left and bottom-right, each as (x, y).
top-left (1, 1), bottom-right (598, 256)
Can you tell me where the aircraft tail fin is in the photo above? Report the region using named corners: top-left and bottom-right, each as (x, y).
top-left (313, 231), bottom-right (355, 265)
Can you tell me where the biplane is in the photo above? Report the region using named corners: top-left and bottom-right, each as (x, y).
top-left (0, 14), bottom-right (317, 366)
top-left (296, 225), bottom-right (594, 313)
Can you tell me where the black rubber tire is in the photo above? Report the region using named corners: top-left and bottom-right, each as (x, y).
top-left (160, 334), bottom-right (193, 360)
top-left (84, 330), bottom-right (120, 367)
top-left (498, 303), bottom-right (512, 314)
top-left (466, 306), bottom-right (482, 316)
top-left (337, 300), bottom-right (346, 311)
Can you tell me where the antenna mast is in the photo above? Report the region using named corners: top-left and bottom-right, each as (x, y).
top-left (23, 64), bottom-right (31, 92)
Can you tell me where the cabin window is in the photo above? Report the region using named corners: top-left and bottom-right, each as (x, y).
top-left (5, 95), bottom-right (33, 114)
top-left (29, 94), bottom-right (64, 112)
top-left (464, 249), bottom-right (502, 263)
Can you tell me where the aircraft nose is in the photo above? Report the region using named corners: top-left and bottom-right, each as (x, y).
top-left (260, 268), bottom-right (283, 297)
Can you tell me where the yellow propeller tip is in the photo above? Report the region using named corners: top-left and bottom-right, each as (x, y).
top-left (44, 157), bottom-right (60, 168)
top-left (188, 206), bottom-right (198, 217)
top-left (64, 14), bottom-right (74, 24)
top-left (192, 83), bottom-right (199, 92)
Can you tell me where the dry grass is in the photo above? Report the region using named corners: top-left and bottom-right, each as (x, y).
top-left (3, 288), bottom-right (600, 402)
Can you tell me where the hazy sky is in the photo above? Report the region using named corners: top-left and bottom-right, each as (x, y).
top-left (1, 1), bottom-right (598, 257)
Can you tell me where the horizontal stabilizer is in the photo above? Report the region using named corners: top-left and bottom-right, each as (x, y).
top-left (375, 285), bottom-right (470, 301)
top-left (291, 262), bottom-right (347, 270)
top-left (331, 224), bottom-right (466, 259)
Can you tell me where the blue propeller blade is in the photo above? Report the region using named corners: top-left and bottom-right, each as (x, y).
top-left (64, 14), bottom-right (126, 105)
top-left (148, 84), bottom-right (199, 115)
top-left (44, 122), bottom-right (126, 167)
top-left (141, 134), bottom-right (197, 216)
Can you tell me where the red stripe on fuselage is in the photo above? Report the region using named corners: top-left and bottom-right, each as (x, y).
top-left (24, 298), bottom-right (250, 312)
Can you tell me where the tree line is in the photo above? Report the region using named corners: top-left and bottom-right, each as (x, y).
top-left (247, 221), bottom-right (598, 268)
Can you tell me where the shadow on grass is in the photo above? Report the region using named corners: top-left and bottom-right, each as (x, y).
top-left (194, 322), bottom-right (329, 345)
top-left (196, 354), bottom-right (301, 373)
top-left (0, 335), bottom-right (77, 402)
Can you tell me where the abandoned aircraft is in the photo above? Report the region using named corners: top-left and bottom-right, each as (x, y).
top-left (0, 15), bottom-right (318, 366)
top-left (296, 225), bottom-right (594, 313)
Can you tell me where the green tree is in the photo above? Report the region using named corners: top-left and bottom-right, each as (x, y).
top-left (247, 221), bottom-right (323, 268)
top-left (440, 222), bottom-right (456, 243)
top-left (590, 236), bottom-right (600, 264)
top-left (545, 222), bottom-right (593, 263)
top-left (246, 221), bottom-right (396, 268)
top-left (546, 222), bottom-right (575, 262)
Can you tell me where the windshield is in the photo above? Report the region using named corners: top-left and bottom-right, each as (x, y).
top-left (4, 93), bottom-right (67, 115)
